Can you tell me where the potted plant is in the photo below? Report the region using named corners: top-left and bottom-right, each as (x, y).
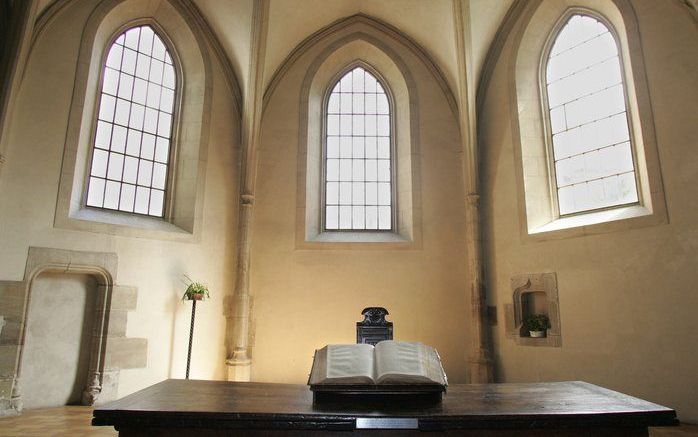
top-left (523, 314), bottom-right (550, 338)
top-left (182, 275), bottom-right (210, 301)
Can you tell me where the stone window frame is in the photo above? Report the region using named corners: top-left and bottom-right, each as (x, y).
top-left (511, 0), bottom-right (668, 241)
top-left (54, 0), bottom-right (212, 242)
top-left (320, 61), bottom-right (398, 232)
top-left (296, 35), bottom-right (422, 249)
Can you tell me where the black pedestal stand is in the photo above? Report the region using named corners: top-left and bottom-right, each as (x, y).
top-left (186, 299), bottom-right (197, 379)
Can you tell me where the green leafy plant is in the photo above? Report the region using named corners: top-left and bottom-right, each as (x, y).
top-left (523, 314), bottom-right (550, 332)
top-left (181, 275), bottom-right (210, 301)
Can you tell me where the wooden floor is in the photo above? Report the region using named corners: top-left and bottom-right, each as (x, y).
top-left (0, 406), bottom-right (115, 437)
top-left (0, 406), bottom-right (696, 436)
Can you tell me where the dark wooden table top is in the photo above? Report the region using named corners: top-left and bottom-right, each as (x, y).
top-left (92, 379), bottom-right (678, 432)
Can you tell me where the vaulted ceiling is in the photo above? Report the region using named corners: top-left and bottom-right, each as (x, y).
top-left (192, 0), bottom-right (512, 98)
top-left (34, 0), bottom-right (513, 106)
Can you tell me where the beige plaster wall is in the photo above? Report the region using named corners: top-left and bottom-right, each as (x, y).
top-left (0, 2), bottom-right (239, 398)
top-left (250, 23), bottom-right (471, 384)
top-left (480, 0), bottom-right (698, 422)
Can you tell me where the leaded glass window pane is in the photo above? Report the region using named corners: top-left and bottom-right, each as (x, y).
top-left (325, 67), bottom-right (392, 230)
top-left (86, 25), bottom-right (176, 217)
top-left (546, 14), bottom-right (638, 215)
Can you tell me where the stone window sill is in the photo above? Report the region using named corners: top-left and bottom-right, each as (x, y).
top-left (298, 230), bottom-right (416, 250)
top-left (311, 231), bottom-right (407, 243)
top-left (525, 204), bottom-right (665, 241)
top-left (54, 206), bottom-right (196, 242)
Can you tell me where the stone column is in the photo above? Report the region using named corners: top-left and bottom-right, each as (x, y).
top-left (81, 283), bottom-right (110, 405)
top-left (0, 281), bottom-right (25, 415)
top-left (226, 0), bottom-right (269, 382)
top-left (453, 0), bottom-right (495, 383)
top-left (82, 372), bottom-right (101, 405)
top-left (226, 194), bottom-right (254, 381)
top-left (9, 378), bottom-right (22, 414)
top-left (465, 194), bottom-right (493, 382)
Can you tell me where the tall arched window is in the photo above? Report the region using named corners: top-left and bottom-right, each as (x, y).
top-left (544, 13), bottom-right (638, 216)
top-left (324, 66), bottom-right (392, 230)
top-left (86, 25), bottom-right (176, 217)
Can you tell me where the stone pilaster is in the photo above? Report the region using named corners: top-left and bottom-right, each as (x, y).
top-left (453, 0), bottom-right (495, 383)
top-left (227, 194), bottom-right (253, 381)
top-left (226, 0), bottom-right (269, 381)
top-left (465, 194), bottom-right (494, 383)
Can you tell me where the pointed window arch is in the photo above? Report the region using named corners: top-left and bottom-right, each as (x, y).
top-left (86, 24), bottom-right (177, 217)
top-left (324, 66), bottom-right (393, 230)
top-left (544, 13), bottom-right (638, 215)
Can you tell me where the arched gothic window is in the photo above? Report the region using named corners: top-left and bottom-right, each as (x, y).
top-left (86, 25), bottom-right (176, 217)
top-left (544, 14), bottom-right (638, 215)
top-left (324, 66), bottom-right (392, 230)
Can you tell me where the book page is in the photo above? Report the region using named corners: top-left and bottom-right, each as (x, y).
top-left (374, 341), bottom-right (447, 385)
top-left (321, 343), bottom-right (375, 384)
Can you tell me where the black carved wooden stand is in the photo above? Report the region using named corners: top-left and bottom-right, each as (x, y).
top-left (186, 299), bottom-right (197, 379)
top-left (356, 307), bottom-right (393, 345)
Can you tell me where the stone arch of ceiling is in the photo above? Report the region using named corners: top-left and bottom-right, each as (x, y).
top-left (29, 1), bottom-right (548, 123)
top-left (263, 14), bottom-right (459, 118)
top-left (475, 0), bottom-right (530, 113)
top-left (31, 0), bottom-right (242, 111)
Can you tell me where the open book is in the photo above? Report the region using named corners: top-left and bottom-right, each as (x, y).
top-left (308, 341), bottom-right (447, 386)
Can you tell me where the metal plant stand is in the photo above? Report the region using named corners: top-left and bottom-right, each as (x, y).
top-left (186, 299), bottom-right (197, 379)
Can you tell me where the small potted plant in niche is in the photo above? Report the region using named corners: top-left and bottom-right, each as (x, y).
top-left (182, 275), bottom-right (210, 301)
top-left (523, 314), bottom-right (550, 338)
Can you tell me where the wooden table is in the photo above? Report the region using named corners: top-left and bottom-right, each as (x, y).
top-left (92, 379), bottom-right (678, 436)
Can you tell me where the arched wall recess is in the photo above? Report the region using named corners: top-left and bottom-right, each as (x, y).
top-left (295, 35), bottom-right (422, 247)
top-left (17, 263), bottom-right (114, 409)
top-left (501, 0), bottom-right (667, 240)
top-left (49, 0), bottom-right (241, 241)
top-left (0, 247), bottom-right (146, 416)
top-left (261, 15), bottom-right (463, 248)
top-left (241, 12), bottom-right (477, 385)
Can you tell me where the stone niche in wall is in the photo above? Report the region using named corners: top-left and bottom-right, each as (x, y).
top-left (0, 247), bottom-right (147, 416)
top-left (505, 273), bottom-right (561, 347)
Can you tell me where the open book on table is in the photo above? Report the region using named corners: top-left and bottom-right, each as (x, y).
top-left (308, 341), bottom-right (447, 388)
